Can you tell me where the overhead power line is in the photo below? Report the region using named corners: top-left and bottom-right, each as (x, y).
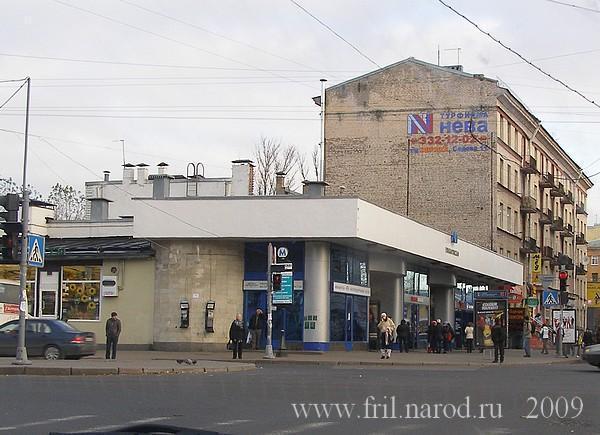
top-left (437, 0), bottom-right (600, 110)
top-left (289, 0), bottom-right (381, 69)
top-left (545, 0), bottom-right (600, 13)
top-left (51, 0), bottom-right (317, 90)
top-left (0, 79), bottom-right (27, 110)
top-left (119, 0), bottom-right (331, 76)
top-left (0, 113), bottom-right (319, 121)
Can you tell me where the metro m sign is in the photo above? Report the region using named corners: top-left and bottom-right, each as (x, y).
top-left (407, 113), bottom-right (433, 134)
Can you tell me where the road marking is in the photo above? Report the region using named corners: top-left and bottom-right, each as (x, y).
top-left (74, 417), bottom-right (171, 433)
top-left (0, 415), bottom-right (95, 431)
top-left (265, 422), bottom-right (336, 434)
top-left (215, 419), bottom-right (253, 426)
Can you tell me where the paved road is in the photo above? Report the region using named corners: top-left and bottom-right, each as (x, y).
top-left (1, 361), bottom-right (598, 434)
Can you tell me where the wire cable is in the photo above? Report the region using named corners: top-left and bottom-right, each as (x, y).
top-left (119, 0), bottom-right (332, 76)
top-left (289, 0), bottom-right (381, 69)
top-left (51, 0), bottom-right (318, 90)
top-left (545, 0), bottom-right (600, 13)
top-left (437, 0), bottom-right (600, 110)
top-left (0, 80), bottom-right (27, 111)
top-left (0, 113), bottom-right (319, 121)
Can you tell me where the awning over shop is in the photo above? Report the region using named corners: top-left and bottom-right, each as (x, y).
top-left (45, 237), bottom-right (154, 261)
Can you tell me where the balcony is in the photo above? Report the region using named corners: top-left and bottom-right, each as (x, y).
top-left (550, 216), bottom-right (564, 232)
top-left (520, 195), bottom-right (537, 213)
top-left (576, 203), bottom-right (587, 215)
top-left (576, 233), bottom-right (587, 245)
top-left (576, 264), bottom-right (587, 275)
top-left (560, 254), bottom-right (574, 270)
top-left (542, 246), bottom-right (553, 259)
top-left (520, 237), bottom-right (539, 254)
top-left (562, 223), bottom-right (574, 237)
top-left (550, 255), bottom-right (560, 268)
top-left (540, 173), bottom-right (556, 189)
top-left (561, 191), bottom-right (574, 205)
top-left (521, 156), bottom-right (539, 174)
top-left (539, 209), bottom-right (553, 225)
top-left (550, 183), bottom-right (566, 198)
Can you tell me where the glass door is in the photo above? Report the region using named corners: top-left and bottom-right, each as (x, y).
top-left (39, 271), bottom-right (59, 318)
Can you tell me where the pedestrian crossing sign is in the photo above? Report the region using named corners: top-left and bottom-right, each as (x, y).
top-left (27, 234), bottom-right (45, 268)
top-left (542, 290), bottom-right (559, 307)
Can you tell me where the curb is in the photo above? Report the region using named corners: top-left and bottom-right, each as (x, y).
top-left (0, 363), bottom-right (256, 376)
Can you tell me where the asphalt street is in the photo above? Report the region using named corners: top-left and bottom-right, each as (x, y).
top-left (0, 361), bottom-right (598, 435)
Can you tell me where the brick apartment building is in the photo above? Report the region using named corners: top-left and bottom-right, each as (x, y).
top-left (321, 57), bottom-right (592, 323)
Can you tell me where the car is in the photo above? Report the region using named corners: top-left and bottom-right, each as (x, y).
top-left (582, 344), bottom-right (600, 368)
top-left (0, 319), bottom-right (96, 360)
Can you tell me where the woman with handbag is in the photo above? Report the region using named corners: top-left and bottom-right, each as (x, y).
top-left (229, 313), bottom-right (246, 359)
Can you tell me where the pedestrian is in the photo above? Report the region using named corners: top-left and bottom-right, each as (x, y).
top-left (583, 328), bottom-right (594, 348)
top-left (522, 316), bottom-right (533, 358)
top-left (540, 322), bottom-right (551, 354)
top-left (434, 319), bottom-right (443, 353)
top-left (491, 318), bottom-right (506, 363)
top-left (248, 308), bottom-right (265, 350)
top-left (377, 312), bottom-right (396, 359)
top-left (105, 311), bottom-right (121, 360)
top-left (427, 320), bottom-right (437, 353)
top-left (396, 319), bottom-right (410, 353)
top-left (442, 322), bottom-right (454, 354)
top-left (464, 322), bottom-right (474, 353)
top-left (229, 313), bottom-right (246, 359)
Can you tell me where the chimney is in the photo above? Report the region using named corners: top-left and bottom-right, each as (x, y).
top-left (122, 163), bottom-right (135, 184)
top-left (302, 180), bottom-right (328, 197)
top-left (136, 163), bottom-right (149, 184)
top-left (275, 171), bottom-right (286, 195)
top-left (157, 162), bottom-right (169, 175)
top-left (149, 174), bottom-right (173, 199)
top-left (89, 197), bottom-right (112, 221)
top-left (103, 170), bottom-right (110, 182)
top-left (230, 159), bottom-right (255, 196)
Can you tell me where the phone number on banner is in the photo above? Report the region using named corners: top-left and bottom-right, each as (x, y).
top-left (412, 134), bottom-right (488, 146)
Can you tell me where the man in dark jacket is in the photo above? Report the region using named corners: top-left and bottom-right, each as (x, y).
top-left (396, 319), bottom-right (410, 353)
top-left (248, 308), bottom-right (265, 350)
top-left (105, 312), bottom-right (121, 360)
top-left (491, 318), bottom-right (507, 363)
top-left (229, 313), bottom-right (246, 359)
top-left (434, 319), bottom-right (443, 353)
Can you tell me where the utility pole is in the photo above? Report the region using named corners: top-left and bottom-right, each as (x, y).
top-left (14, 77), bottom-right (31, 366)
top-left (319, 79), bottom-right (327, 182)
top-left (264, 243), bottom-right (275, 359)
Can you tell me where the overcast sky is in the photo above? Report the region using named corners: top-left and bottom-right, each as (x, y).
top-left (1, 0), bottom-right (600, 220)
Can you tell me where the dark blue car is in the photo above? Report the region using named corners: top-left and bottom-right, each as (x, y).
top-left (0, 319), bottom-right (96, 360)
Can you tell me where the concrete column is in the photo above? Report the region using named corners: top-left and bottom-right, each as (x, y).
top-left (392, 274), bottom-right (403, 323)
top-left (303, 241), bottom-right (330, 351)
top-left (432, 286), bottom-right (455, 327)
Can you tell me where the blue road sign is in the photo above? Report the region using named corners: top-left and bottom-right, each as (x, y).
top-left (272, 271), bottom-right (293, 304)
top-left (543, 290), bottom-right (559, 307)
top-left (27, 233), bottom-right (45, 268)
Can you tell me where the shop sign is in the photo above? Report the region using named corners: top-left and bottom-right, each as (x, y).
top-left (408, 295), bottom-right (430, 305)
top-left (272, 271), bottom-right (293, 305)
top-left (587, 283), bottom-right (600, 308)
top-left (474, 299), bottom-right (507, 348)
top-left (243, 280), bottom-right (303, 291)
top-left (332, 282), bottom-right (371, 297)
top-left (552, 309), bottom-right (576, 344)
top-left (526, 297), bottom-right (539, 307)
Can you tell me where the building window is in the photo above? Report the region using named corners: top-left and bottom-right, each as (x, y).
top-left (330, 245), bottom-right (368, 287)
top-left (0, 265), bottom-right (37, 316)
top-left (514, 211), bottom-right (518, 235)
top-left (507, 250), bottom-right (511, 258)
top-left (592, 256), bottom-right (599, 266)
top-left (500, 247), bottom-right (504, 255)
top-left (514, 169), bottom-right (519, 194)
top-left (593, 273), bottom-right (599, 282)
top-left (499, 158), bottom-right (504, 185)
top-left (498, 203), bottom-right (504, 229)
top-left (506, 207), bottom-right (512, 232)
top-left (61, 266), bottom-right (101, 321)
top-left (507, 165), bottom-right (512, 190)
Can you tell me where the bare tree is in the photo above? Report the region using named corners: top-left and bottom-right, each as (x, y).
top-left (254, 136), bottom-right (281, 195)
top-left (0, 176), bottom-right (42, 199)
top-left (311, 144), bottom-right (321, 181)
top-left (47, 183), bottom-right (86, 220)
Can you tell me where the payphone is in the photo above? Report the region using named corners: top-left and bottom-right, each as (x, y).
top-left (180, 300), bottom-right (189, 328)
top-left (205, 300), bottom-right (215, 333)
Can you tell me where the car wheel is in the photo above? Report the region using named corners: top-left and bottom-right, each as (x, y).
top-left (44, 345), bottom-right (61, 360)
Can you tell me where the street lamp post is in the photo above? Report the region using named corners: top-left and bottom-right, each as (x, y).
top-left (13, 77), bottom-right (31, 366)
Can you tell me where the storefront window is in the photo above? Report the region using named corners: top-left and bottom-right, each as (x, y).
top-left (352, 296), bottom-right (368, 341)
top-left (330, 293), bottom-right (346, 341)
top-left (330, 245), bottom-right (368, 287)
top-left (0, 265), bottom-right (36, 315)
top-left (404, 269), bottom-right (429, 297)
top-left (404, 271), bottom-right (415, 294)
top-left (61, 266), bottom-right (101, 320)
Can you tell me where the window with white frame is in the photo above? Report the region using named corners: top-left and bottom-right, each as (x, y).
top-left (61, 265), bottom-right (102, 321)
top-left (592, 256), bottom-right (599, 266)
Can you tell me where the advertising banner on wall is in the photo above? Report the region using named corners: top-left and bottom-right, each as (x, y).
top-left (552, 309), bottom-right (576, 344)
top-left (474, 299), bottom-right (508, 348)
top-left (587, 282), bottom-right (600, 308)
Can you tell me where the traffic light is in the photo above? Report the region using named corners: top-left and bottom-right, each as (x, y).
top-left (558, 270), bottom-right (569, 304)
top-left (0, 193), bottom-right (21, 260)
top-left (272, 273), bottom-right (282, 291)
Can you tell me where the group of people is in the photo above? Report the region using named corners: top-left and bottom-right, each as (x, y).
top-left (228, 308), bottom-right (266, 359)
top-left (375, 314), bottom-right (412, 358)
top-left (426, 319), bottom-right (457, 354)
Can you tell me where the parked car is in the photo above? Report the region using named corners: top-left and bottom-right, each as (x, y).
top-left (582, 344), bottom-right (600, 369)
top-left (0, 319), bottom-right (96, 360)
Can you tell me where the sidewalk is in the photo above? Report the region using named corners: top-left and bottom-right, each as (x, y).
top-left (0, 354), bottom-right (255, 376)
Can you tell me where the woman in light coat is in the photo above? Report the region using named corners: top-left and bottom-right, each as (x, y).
top-left (377, 312), bottom-right (396, 359)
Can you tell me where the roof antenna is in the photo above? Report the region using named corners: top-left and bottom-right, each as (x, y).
top-left (113, 139), bottom-right (126, 166)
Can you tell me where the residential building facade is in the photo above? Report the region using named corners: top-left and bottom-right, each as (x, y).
top-left (321, 58), bottom-right (592, 325)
